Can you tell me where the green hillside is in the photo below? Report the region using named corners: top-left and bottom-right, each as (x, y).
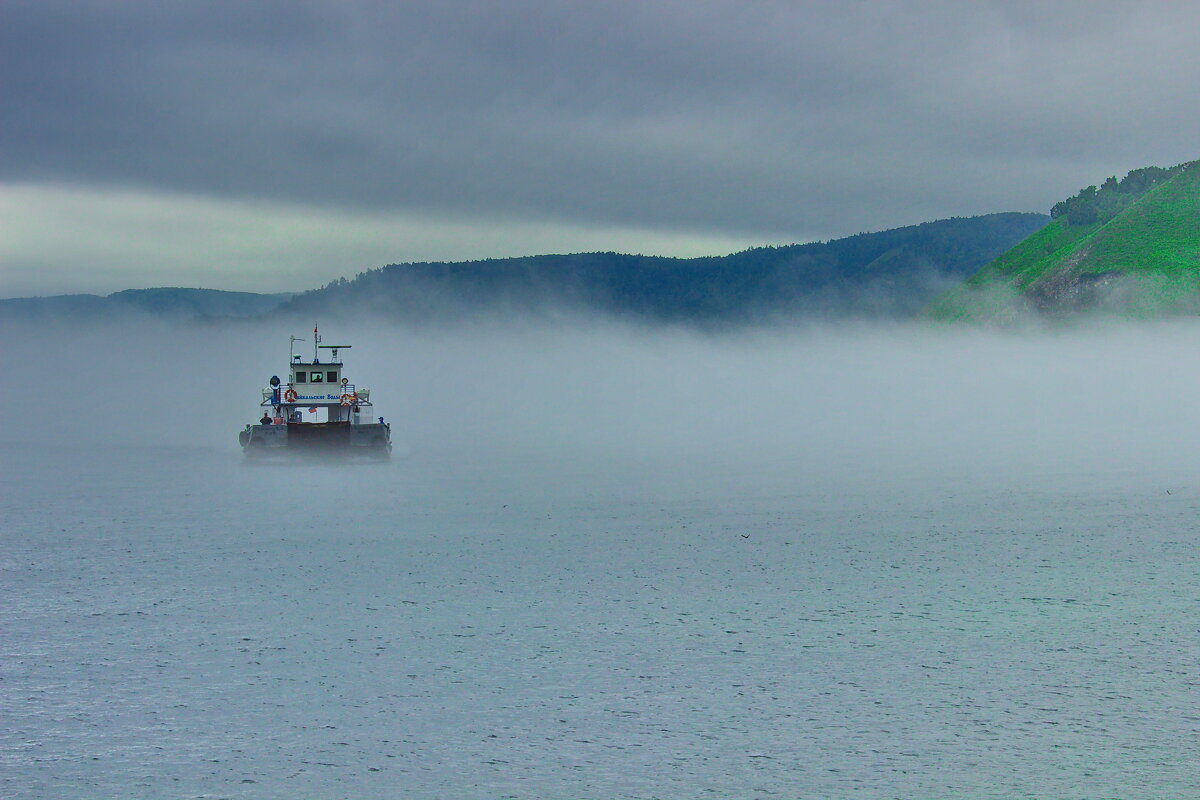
top-left (929, 160), bottom-right (1200, 319)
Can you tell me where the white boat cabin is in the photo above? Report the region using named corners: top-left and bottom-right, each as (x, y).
top-left (258, 334), bottom-right (375, 425)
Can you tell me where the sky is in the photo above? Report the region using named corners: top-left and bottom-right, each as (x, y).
top-left (3, 0), bottom-right (1199, 297)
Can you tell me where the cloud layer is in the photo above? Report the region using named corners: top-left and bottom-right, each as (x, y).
top-left (4, 1), bottom-right (1199, 294)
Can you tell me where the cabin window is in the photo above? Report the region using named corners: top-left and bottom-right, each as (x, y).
top-left (311, 372), bottom-right (324, 382)
top-left (327, 371), bottom-right (338, 383)
top-left (294, 371), bottom-right (306, 383)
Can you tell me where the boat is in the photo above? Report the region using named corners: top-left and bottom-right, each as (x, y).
top-left (239, 325), bottom-right (391, 459)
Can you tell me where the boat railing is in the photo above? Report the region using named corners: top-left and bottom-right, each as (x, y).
top-left (259, 385), bottom-right (372, 405)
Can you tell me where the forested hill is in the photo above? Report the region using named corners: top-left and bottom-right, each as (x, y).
top-left (278, 213), bottom-right (1048, 323)
top-left (0, 288), bottom-right (294, 319)
top-left (928, 160), bottom-right (1200, 319)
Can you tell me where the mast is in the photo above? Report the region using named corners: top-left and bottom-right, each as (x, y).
top-left (313, 323), bottom-right (321, 362)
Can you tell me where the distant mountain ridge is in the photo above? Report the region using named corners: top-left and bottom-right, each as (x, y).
top-left (928, 160), bottom-right (1200, 319)
top-left (277, 212), bottom-right (1048, 323)
top-left (0, 287), bottom-right (295, 319)
top-left (1, 212), bottom-right (1049, 324)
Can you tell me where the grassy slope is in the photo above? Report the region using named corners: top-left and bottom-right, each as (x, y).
top-left (1059, 161), bottom-right (1200, 278)
top-left (924, 219), bottom-right (1098, 319)
top-left (928, 161), bottom-right (1200, 319)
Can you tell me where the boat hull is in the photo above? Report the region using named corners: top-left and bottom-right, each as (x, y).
top-left (240, 421), bottom-right (391, 458)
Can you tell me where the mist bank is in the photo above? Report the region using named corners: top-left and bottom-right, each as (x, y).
top-left (5, 312), bottom-right (1200, 488)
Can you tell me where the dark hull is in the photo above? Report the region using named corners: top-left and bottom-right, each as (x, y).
top-left (240, 421), bottom-right (391, 458)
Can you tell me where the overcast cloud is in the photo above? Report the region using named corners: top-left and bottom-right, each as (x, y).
top-left (3, 0), bottom-right (1199, 295)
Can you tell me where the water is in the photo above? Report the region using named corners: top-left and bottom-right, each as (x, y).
top-left (3, 318), bottom-right (1200, 797)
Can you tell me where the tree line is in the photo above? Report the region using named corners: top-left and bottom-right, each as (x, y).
top-left (1050, 164), bottom-right (1187, 226)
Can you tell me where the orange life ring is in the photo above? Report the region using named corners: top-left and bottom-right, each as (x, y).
top-left (283, 388), bottom-right (298, 403)
top-left (340, 393), bottom-right (356, 406)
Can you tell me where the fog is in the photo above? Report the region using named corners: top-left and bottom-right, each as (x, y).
top-left (5, 312), bottom-right (1200, 797)
top-left (6, 312), bottom-right (1200, 478)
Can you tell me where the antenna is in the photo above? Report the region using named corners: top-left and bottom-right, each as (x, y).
top-left (313, 323), bottom-right (321, 362)
top-left (318, 344), bottom-right (352, 362)
top-left (289, 335), bottom-right (305, 361)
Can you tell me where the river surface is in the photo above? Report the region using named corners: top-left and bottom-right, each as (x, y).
top-left (3, 318), bottom-right (1200, 798)
top-left (4, 442), bottom-right (1199, 799)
